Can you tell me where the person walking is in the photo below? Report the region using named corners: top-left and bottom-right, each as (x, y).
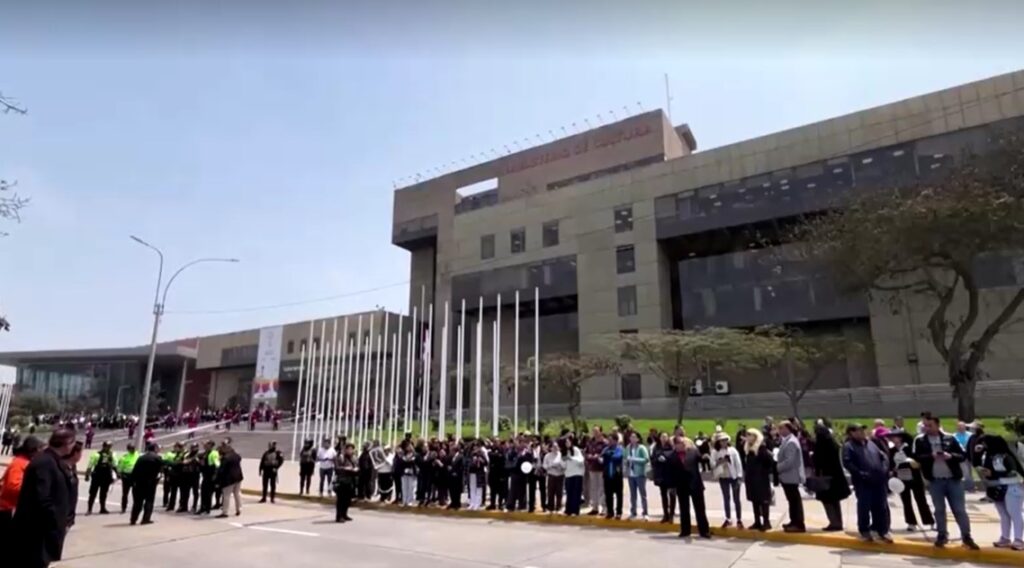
top-left (543, 439), bottom-right (566, 514)
top-left (652, 432), bottom-right (677, 523)
top-left (11, 429), bottom-right (76, 568)
top-left (842, 424), bottom-right (893, 542)
top-left (258, 441), bottom-right (284, 504)
top-left (333, 443), bottom-right (359, 522)
top-left (810, 423), bottom-right (851, 531)
top-left (130, 442), bottom-right (162, 526)
top-left (975, 434), bottom-right (1024, 550)
top-left (116, 443), bottom-right (139, 514)
top-left (564, 438), bottom-right (586, 516)
top-left (600, 433), bottom-right (624, 520)
top-left (888, 430), bottom-right (934, 531)
top-left (85, 440), bottom-right (117, 515)
top-left (743, 428), bottom-right (775, 531)
top-left (776, 421), bottom-right (806, 533)
top-left (0, 436), bottom-right (42, 549)
top-left (668, 437), bottom-right (710, 539)
top-left (297, 439), bottom-right (316, 496)
top-left (913, 414), bottom-right (980, 550)
top-left (711, 433), bottom-right (744, 529)
top-left (216, 442), bottom-right (244, 518)
top-left (317, 438), bottom-right (337, 497)
top-left (625, 432), bottom-right (650, 521)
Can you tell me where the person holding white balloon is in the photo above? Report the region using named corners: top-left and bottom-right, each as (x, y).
top-left (841, 424), bottom-right (893, 543)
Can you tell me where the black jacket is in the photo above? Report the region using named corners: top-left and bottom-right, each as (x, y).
top-left (133, 451), bottom-right (163, 486)
top-left (744, 445), bottom-right (776, 504)
top-left (651, 443), bottom-right (674, 487)
top-left (912, 433), bottom-right (966, 481)
top-left (665, 448), bottom-right (704, 494)
top-left (811, 431), bottom-right (851, 503)
top-left (12, 448), bottom-right (74, 567)
top-left (217, 450), bottom-right (244, 487)
top-left (259, 449), bottom-right (283, 476)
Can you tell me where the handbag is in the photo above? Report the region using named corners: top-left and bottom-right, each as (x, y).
top-left (805, 475), bottom-right (832, 494)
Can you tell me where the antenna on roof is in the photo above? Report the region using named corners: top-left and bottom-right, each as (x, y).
top-left (583, 118), bottom-right (593, 129)
top-left (596, 113), bottom-right (604, 124)
top-left (664, 73), bottom-right (673, 121)
top-left (609, 109), bottom-right (617, 120)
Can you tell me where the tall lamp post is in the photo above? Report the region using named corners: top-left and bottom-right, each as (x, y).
top-left (131, 235), bottom-right (238, 449)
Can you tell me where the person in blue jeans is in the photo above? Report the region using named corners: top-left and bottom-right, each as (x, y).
top-left (912, 414), bottom-right (980, 550)
top-left (976, 434), bottom-right (1024, 550)
top-left (841, 424), bottom-right (892, 542)
top-left (625, 432), bottom-right (650, 520)
top-left (600, 434), bottom-right (624, 519)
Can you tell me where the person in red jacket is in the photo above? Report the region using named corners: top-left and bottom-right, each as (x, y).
top-left (0, 437), bottom-right (43, 537)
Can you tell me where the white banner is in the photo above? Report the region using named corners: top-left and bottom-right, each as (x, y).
top-left (252, 325), bottom-right (284, 406)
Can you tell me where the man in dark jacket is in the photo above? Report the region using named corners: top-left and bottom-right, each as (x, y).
top-left (216, 442), bottom-right (244, 518)
top-left (258, 441), bottom-right (284, 504)
top-left (130, 442), bottom-right (163, 526)
top-left (177, 443), bottom-right (202, 513)
top-left (12, 429), bottom-right (77, 568)
top-left (912, 414), bottom-right (979, 550)
top-left (357, 442), bottom-right (374, 500)
top-left (486, 441), bottom-right (507, 510)
top-left (841, 425), bottom-right (892, 542)
top-left (667, 437), bottom-right (710, 539)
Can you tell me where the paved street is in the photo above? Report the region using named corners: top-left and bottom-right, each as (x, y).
top-left (57, 494), bottom-right (990, 568)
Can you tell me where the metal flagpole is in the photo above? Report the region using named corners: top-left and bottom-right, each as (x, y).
top-left (474, 310), bottom-right (482, 439)
top-left (344, 338), bottom-right (355, 436)
top-left (514, 290), bottom-right (520, 436)
top-left (290, 343), bottom-right (307, 461)
top-left (301, 321), bottom-right (316, 445)
top-left (458, 299), bottom-right (466, 439)
top-left (373, 332), bottom-right (384, 442)
top-left (391, 312), bottom-right (403, 444)
top-left (495, 293), bottom-right (501, 435)
top-left (360, 314), bottom-right (374, 445)
top-left (534, 286), bottom-right (540, 432)
top-left (388, 332), bottom-right (398, 446)
top-left (348, 315), bottom-right (363, 436)
top-left (455, 324), bottom-right (463, 440)
top-left (492, 320), bottom-right (498, 436)
top-left (336, 318), bottom-right (349, 438)
top-left (378, 312), bottom-right (390, 440)
top-left (438, 301), bottom-right (449, 438)
top-left (314, 320), bottom-right (329, 442)
top-left (326, 319), bottom-right (338, 438)
top-left (406, 306), bottom-right (417, 430)
top-left (421, 303), bottom-right (433, 439)
top-left (404, 329), bottom-right (413, 434)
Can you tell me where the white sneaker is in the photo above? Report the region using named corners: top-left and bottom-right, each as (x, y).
top-left (642, 515), bottom-right (650, 522)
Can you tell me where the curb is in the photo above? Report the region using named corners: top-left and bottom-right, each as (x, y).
top-left (239, 489), bottom-right (1020, 567)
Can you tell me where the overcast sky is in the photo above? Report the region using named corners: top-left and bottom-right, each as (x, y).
top-left (2, 1), bottom-right (1023, 378)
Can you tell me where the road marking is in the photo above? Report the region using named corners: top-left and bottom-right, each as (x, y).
top-left (228, 521), bottom-right (317, 537)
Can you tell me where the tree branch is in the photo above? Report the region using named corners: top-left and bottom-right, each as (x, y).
top-left (947, 265), bottom-right (979, 367)
top-left (925, 271), bottom-right (959, 361)
top-left (0, 93), bottom-right (27, 115)
top-left (966, 286), bottom-right (1024, 373)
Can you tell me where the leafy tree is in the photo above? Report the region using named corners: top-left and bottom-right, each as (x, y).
top-left (10, 391), bottom-right (60, 420)
top-left (797, 131), bottom-right (1024, 421)
top-left (617, 328), bottom-right (750, 423)
top-left (747, 326), bottom-right (864, 421)
top-left (538, 352), bottom-right (617, 432)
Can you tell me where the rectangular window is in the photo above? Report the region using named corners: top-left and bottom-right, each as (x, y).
top-left (614, 205), bottom-right (633, 233)
top-left (616, 245), bottom-right (636, 274)
top-left (481, 234), bottom-right (495, 260)
top-left (617, 285), bottom-right (637, 316)
top-left (510, 228), bottom-right (525, 254)
top-left (300, 339), bottom-right (308, 351)
top-left (542, 220), bottom-right (559, 248)
top-left (286, 340), bottom-right (295, 354)
top-left (621, 374), bottom-right (642, 400)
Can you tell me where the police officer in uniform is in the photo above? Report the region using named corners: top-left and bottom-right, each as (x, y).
top-left (161, 442), bottom-right (183, 510)
top-left (85, 441), bottom-right (117, 515)
top-left (117, 443), bottom-right (139, 514)
top-left (177, 443), bottom-right (202, 513)
top-left (258, 441), bottom-right (284, 503)
top-left (196, 440), bottom-right (220, 515)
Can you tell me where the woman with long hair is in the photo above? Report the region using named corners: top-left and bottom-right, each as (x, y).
top-left (743, 428), bottom-right (775, 531)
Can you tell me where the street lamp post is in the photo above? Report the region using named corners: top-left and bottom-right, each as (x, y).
top-left (131, 235), bottom-right (238, 449)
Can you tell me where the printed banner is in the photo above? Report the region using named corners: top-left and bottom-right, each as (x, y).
top-left (251, 325), bottom-right (283, 407)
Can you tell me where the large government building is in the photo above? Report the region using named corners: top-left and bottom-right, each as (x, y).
top-left (392, 70), bottom-right (1024, 418)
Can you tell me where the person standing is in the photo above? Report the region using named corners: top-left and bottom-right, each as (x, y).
top-left (397, 443), bottom-right (419, 507)
top-left (258, 441), bottom-right (284, 504)
top-left (333, 443), bottom-right (359, 522)
top-left (563, 438), bottom-right (585, 516)
top-left (0, 427), bottom-right (13, 455)
top-left (162, 442), bottom-right (184, 511)
top-left (177, 443), bottom-right (201, 513)
top-left (467, 443), bottom-right (487, 511)
top-left (625, 432), bottom-right (650, 520)
top-left (543, 440), bottom-right (566, 514)
top-left (85, 441), bottom-right (117, 515)
top-left (585, 427), bottom-right (607, 515)
top-left (842, 424), bottom-right (893, 542)
top-left (0, 437), bottom-right (42, 549)
top-left (130, 442), bottom-right (162, 526)
top-left (600, 433), bottom-right (624, 520)
top-left (811, 423), bottom-right (851, 531)
top-left (744, 428), bottom-right (775, 531)
top-left (888, 430), bottom-right (934, 531)
top-left (445, 442), bottom-right (465, 510)
top-left (913, 414), bottom-right (979, 550)
top-left (486, 440), bottom-right (508, 510)
top-left (11, 429), bottom-right (76, 568)
top-left (776, 421), bottom-right (806, 533)
top-left (975, 435), bottom-right (1024, 550)
top-left (375, 446), bottom-right (396, 502)
top-left (196, 440), bottom-right (219, 515)
top-left (317, 438), bottom-right (337, 497)
top-left (668, 437), bottom-right (710, 539)
top-left (711, 434), bottom-right (744, 529)
top-left (298, 439), bottom-right (316, 496)
top-left (116, 443), bottom-right (139, 514)
top-left (357, 442), bottom-right (374, 501)
top-left (216, 441), bottom-right (244, 518)
top-left (652, 433), bottom-right (677, 524)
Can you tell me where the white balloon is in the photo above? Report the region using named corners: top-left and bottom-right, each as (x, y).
top-left (520, 461), bottom-right (534, 475)
top-left (887, 478), bottom-right (905, 494)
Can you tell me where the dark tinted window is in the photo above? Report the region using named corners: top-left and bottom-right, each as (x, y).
top-left (614, 205), bottom-right (633, 233)
top-left (481, 234), bottom-right (495, 259)
top-left (510, 228), bottom-right (525, 254)
top-left (543, 220), bottom-right (559, 247)
top-left (617, 285), bottom-right (637, 316)
top-left (286, 340), bottom-right (294, 354)
top-left (621, 374), bottom-right (642, 400)
top-left (616, 245), bottom-right (636, 274)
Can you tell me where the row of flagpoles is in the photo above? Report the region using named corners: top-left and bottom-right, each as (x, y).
top-left (0, 382), bottom-right (13, 432)
top-left (289, 287), bottom-right (541, 461)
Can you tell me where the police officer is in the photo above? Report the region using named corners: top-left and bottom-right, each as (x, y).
top-left (177, 443), bottom-right (202, 513)
top-left (196, 440), bottom-right (220, 515)
top-left (116, 442), bottom-right (139, 514)
top-left (258, 441), bottom-right (284, 504)
top-left (162, 442), bottom-right (184, 511)
top-left (85, 441), bottom-right (117, 515)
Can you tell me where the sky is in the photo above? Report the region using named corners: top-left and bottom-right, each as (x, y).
top-left (2, 0), bottom-right (1024, 378)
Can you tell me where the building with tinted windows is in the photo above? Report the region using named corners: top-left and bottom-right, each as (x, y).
top-left (392, 70), bottom-right (1024, 416)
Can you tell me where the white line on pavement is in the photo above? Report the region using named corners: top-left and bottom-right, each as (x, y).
top-left (228, 522), bottom-right (318, 537)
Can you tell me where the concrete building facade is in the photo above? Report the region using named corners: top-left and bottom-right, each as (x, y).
top-left (392, 70), bottom-right (1024, 417)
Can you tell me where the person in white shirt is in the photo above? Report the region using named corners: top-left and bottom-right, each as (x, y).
top-left (563, 439), bottom-right (586, 516)
top-left (543, 441), bottom-right (566, 513)
top-left (316, 439), bottom-right (337, 497)
top-left (711, 434), bottom-right (744, 528)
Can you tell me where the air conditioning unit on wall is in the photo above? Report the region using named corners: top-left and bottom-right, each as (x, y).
top-left (714, 380), bottom-right (731, 395)
top-left (689, 382), bottom-right (704, 396)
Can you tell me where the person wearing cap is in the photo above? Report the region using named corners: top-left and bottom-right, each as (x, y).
top-left (84, 440), bottom-right (117, 515)
top-left (887, 429), bottom-right (934, 531)
top-left (711, 432), bottom-right (743, 528)
top-left (177, 442), bottom-right (202, 513)
top-left (116, 443), bottom-right (139, 514)
top-left (842, 424), bottom-right (893, 542)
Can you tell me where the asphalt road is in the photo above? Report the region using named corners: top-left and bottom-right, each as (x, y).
top-left (55, 491), bottom-right (990, 568)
